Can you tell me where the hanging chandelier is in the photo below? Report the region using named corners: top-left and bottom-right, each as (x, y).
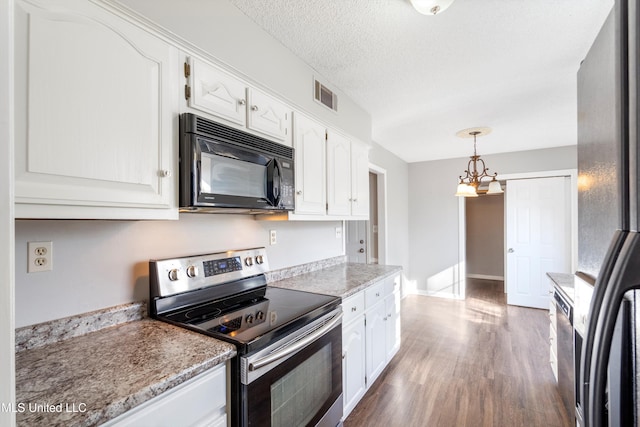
top-left (454, 127), bottom-right (504, 197)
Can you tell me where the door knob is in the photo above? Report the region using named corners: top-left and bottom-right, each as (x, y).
top-left (359, 248), bottom-right (365, 253)
top-left (359, 240), bottom-right (364, 244)
top-left (508, 248), bottom-right (515, 253)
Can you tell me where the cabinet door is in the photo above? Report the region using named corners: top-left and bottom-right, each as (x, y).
top-left (188, 57), bottom-right (247, 126)
top-left (342, 316), bottom-right (366, 419)
top-left (101, 365), bottom-right (227, 427)
top-left (293, 113), bottom-right (326, 215)
top-left (14, 0), bottom-right (177, 219)
top-left (326, 130), bottom-right (352, 216)
top-left (385, 291), bottom-right (401, 362)
top-left (247, 88), bottom-right (291, 143)
top-left (365, 301), bottom-right (387, 386)
top-left (350, 141), bottom-right (370, 218)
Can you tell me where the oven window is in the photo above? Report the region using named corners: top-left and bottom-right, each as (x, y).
top-left (242, 322), bottom-right (342, 427)
top-left (270, 344), bottom-right (332, 427)
top-left (201, 153), bottom-right (266, 198)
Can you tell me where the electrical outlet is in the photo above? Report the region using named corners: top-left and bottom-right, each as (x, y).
top-left (269, 230), bottom-right (277, 245)
top-left (28, 241), bottom-right (53, 273)
top-left (335, 226), bottom-right (342, 239)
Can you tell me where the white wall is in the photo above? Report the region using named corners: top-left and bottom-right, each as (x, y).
top-left (408, 145), bottom-right (577, 297)
top-left (15, 216), bottom-right (343, 327)
top-left (368, 141), bottom-right (410, 282)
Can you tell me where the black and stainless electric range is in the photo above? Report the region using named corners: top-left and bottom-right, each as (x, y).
top-left (149, 248), bottom-right (343, 427)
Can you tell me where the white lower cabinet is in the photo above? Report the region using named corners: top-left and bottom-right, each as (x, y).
top-left (101, 364), bottom-right (227, 427)
top-left (342, 306), bottom-right (366, 419)
top-left (384, 275), bottom-right (402, 361)
top-left (341, 273), bottom-right (401, 421)
top-left (364, 281), bottom-right (387, 386)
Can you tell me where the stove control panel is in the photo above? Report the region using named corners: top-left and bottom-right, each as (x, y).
top-left (150, 247), bottom-right (269, 297)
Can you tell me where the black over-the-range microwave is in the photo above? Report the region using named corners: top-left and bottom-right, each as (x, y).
top-left (179, 113), bottom-right (295, 213)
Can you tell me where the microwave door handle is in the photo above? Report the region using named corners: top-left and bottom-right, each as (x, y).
top-left (269, 159), bottom-right (282, 207)
top-left (580, 230), bottom-right (627, 421)
top-left (587, 232), bottom-right (640, 427)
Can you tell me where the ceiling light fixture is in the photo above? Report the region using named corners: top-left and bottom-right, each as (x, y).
top-left (409, 0), bottom-right (455, 15)
top-left (454, 127), bottom-right (504, 197)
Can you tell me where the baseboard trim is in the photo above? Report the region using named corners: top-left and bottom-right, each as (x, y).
top-left (466, 274), bottom-right (504, 281)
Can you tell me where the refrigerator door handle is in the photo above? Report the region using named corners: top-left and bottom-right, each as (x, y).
top-left (586, 232), bottom-right (640, 427)
top-left (579, 230), bottom-right (628, 423)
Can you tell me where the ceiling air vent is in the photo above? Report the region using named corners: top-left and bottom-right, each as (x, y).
top-left (314, 79), bottom-right (338, 112)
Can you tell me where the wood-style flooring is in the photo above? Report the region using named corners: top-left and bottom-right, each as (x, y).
top-left (343, 279), bottom-right (572, 427)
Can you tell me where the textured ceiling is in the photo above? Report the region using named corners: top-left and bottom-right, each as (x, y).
top-left (227, 0), bottom-right (613, 162)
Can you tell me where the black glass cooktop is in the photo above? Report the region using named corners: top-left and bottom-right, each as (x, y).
top-left (161, 286), bottom-right (340, 354)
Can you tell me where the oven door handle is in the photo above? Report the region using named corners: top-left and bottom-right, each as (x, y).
top-left (248, 311), bottom-right (343, 372)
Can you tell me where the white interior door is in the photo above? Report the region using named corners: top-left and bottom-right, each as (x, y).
top-left (506, 177), bottom-right (570, 308)
top-left (346, 221), bottom-right (368, 263)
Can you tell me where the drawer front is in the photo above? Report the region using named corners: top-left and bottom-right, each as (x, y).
top-left (365, 281), bottom-right (385, 309)
top-left (343, 291), bottom-right (365, 324)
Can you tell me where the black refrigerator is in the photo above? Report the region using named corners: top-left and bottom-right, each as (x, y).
top-left (578, 0), bottom-right (640, 426)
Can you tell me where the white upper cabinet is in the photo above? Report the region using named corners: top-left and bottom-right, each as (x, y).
top-left (292, 112), bottom-right (326, 215)
top-left (350, 140), bottom-right (370, 218)
top-left (14, 0), bottom-right (178, 219)
top-left (247, 88), bottom-right (290, 141)
top-left (326, 130), bottom-right (370, 219)
top-left (326, 131), bottom-right (352, 216)
top-left (184, 57), bottom-right (291, 146)
top-left (187, 57), bottom-right (247, 127)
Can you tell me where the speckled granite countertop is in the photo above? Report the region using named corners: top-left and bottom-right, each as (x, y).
top-left (547, 272), bottom-right (575, 303)
top-left (15, 303), bottom-right (235, 427)
top-left (269, 263), bottom-right (403, 298)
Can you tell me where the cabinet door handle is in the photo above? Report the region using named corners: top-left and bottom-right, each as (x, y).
top-left (351, 306), bottom-right (357, 312)
top-left (251, 105), bottom-right (259, 111)
top-left (296, 190), bottom-right (302, 195)
top-left (376, 292), bottom-right (380, 297)
top-left (159, 170), bottom-right (172, 178)
top-left (238, 99), bottom-right (246, 105)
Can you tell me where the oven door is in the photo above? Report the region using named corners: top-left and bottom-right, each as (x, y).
top-left (240, 309), bottom-right (343, 427)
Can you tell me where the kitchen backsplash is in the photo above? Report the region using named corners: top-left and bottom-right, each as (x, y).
top-left (266, 255), bottom-right (346, 282)
top-left (14, 216), bottom-right (344, 327)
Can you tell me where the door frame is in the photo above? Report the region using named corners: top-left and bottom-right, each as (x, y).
top-left (457, 169), bottom-right (578, 298)
top-left (368, 163), bottom-right (387, 265)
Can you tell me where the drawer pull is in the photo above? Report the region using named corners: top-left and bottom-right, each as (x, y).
top-left (351, 307), bottom-right (357, 312)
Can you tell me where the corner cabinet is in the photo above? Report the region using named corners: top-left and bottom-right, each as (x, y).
top-left (341, 273), bottom-right (401, 420)
top-left (14, 0), bottom-right (179, 219)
